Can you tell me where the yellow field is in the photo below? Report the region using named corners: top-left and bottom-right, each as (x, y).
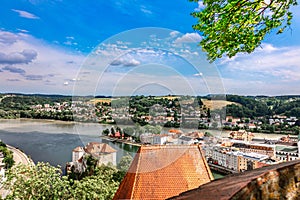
top-left (202, 99), bottom-right (238, 110)
top-left (155, 96), bottom-right (179, 100)
top-left (89, 98), bottom-right (112, 104)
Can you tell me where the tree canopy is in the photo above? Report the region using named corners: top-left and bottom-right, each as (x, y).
top-left (3, 162), bottom-right (121, 200)
top-left (190, 0), bottom-right (298, 62)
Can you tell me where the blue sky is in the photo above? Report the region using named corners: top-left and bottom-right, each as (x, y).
top-left (0, 0), bottom-right (300, 96)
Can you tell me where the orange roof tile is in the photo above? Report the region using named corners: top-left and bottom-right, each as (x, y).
top-left (113, 145), bottom-right (213, 200)
top-left (84, 142), bottom-right (117, 154)
top-left (73, 146), bottom-right (84, 152)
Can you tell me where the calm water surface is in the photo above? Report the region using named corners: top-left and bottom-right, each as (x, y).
top-left (0, 119), bottom-right (138, 167)
top-left (0, 119), bottom-right (224, 178)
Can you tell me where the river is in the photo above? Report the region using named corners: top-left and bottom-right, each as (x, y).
top-left (0, 119), bottom-right (139, 167)
top-left (0, 119), bottom-right (226, 178)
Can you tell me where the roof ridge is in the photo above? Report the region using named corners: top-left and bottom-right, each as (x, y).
top-left (198, 144), bottom-right (214, 180)
top-left (131, 146), bottom-right (142, 199)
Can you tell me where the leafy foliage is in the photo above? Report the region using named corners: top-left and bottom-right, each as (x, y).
top-left (0, 145), bottom-right (15, 169)
top-left (226, 95), bottom-right (270, 118)
top-left (0, 94), bottom-right (73, 121)
top-left (4, 163), bottom-right (71, 200)
top-left (4, 162), bottom-right (121, 200)
top-left (273, 100), bottom-right (300, 117)
top-left (190, 0), bottom-right (298, 62)
top-left (117, 155), bottom-right (133, 172)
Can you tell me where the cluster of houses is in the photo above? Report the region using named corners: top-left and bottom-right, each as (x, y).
top-left (205, 139), bottom-right (277, 173)
top-left (92, 98), bottom-right (207, 127)
top-left (269, 115), bottom-right (298, 126)
top-left (203, 129), bottom-right (300, 174)
top-left (65, 113), bottom-right (300, 177)
top-left (133, 130), bottom-right (204, 145)
top-left (31, 102), bottom-right (70, 113)
top-left (224, 115), bottom-right (299, 130)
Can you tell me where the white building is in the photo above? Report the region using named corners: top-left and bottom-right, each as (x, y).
top-left (153, 135), bottom-right (168, 145)
top-left (84, 142), bottom-right (117, 166)
top-left (72, 146), bottom-right (85, 163)
top-left (68, 142), bottom-right (117, 174)
top-left (210, 147), bottom-right (269, 173)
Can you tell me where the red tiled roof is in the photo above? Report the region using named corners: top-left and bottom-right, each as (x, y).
top-left (169, 129), bottom-right (183, 134)
top-left (84, 142), bottom-right (117, 154)
top-left (113, 145), bottom-right (213, 200)
top-left (73, 146), bottom-right (84, 152)
top-left (115, 132), bottom-right (121, 137)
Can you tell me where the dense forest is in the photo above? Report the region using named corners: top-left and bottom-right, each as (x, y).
top-left (226, 95), bottom-right (300, 119)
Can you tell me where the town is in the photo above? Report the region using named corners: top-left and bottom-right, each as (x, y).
top-left (2, 94), bottom-right (300, 135)
top-left (2, 93), bottom-right (300, 198)
top-left (89, 125), bottom-right (300, 175)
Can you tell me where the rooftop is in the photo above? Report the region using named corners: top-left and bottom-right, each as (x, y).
top-left (84, 142), bottom-right (117, 154)
top-left (113, 145), bottom-right (213, 200)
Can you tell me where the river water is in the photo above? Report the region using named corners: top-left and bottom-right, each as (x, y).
top-left (0, 119), bottom-right (139, 167)
top-left (0, 119), bottom-right (225, 178)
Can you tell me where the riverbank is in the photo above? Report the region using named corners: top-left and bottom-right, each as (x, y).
top-left (1, 118), bottom-right (291, 140)
top-left (101, 135), bottom-right (141, 147)
top-left (7, 145), bottom-right (34, 166)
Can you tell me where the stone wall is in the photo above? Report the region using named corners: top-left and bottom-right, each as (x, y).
top-left (231, 163), bottom-right (300, 200)
top-left (169, 159), bottom-right (300, 200)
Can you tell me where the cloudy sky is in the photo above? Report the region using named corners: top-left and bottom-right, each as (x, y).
top-left (0, 0), bottom-right (300, 96)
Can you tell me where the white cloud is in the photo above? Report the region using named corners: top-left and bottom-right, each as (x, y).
top-left (174, 33), bottom-right (202, 43)
top-left (193, 73), bottom-right (203, 77)
top-left (257, 43), bottom-right (278, 52)
top-left (194, 1), bottom-right (205, 11)
top-left (94, 71), bottom-right (210, 96)
top-left (66, 36), bottom-right (75, 40)
top-left (0, 49), bottom-right (37, 65)
top-left (0, 30), bottom-right (84, 94)
top-left (17, 29), bottom-right (29, 33)
top-left (217, 43), bottom-right (300, 95)
top-left (140, 6), bottom-right (152, 15)
top-left (0, 31), bottom-right (19, 44)
top-left (111, 58), bottom-right (140, 66)
top-left (222, 77), bottom-right (300, 96)
top-left (124, 58), bottom-right (140, 66)
top-left (170, 31), bottom-right (180, 38)
top-left (12, 9), bottom-right (39, 19)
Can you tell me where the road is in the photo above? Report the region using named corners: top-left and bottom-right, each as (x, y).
top-left (7, 145), bottom-right (34, 165)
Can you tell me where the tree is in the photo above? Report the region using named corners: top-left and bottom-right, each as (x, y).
top-left (117, 155), bottom-right (133, 172)
top-left (111, 127), bottom-right (115, 136)
top-left (0, 146), bottom-right (15, 169)
top-left (190, 0), bottom-right (298, 62)
top-left (4, 162), bottom-right (72, 200)
top-left (123, 127), bottom-right (135, 137)
top-left (4, 162), bottom-right (121, 200)
top-left (102, 128), bottom-right (110, 136)
top-left (71, 165), bottom-right (120, 200)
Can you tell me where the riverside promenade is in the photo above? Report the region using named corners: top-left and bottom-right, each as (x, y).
top-left (7, 145), bottom-right (34, 166)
